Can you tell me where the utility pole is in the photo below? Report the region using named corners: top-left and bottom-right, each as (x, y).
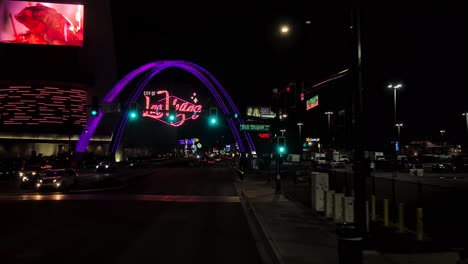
top-left (337, 7), bottom-right (367, 264)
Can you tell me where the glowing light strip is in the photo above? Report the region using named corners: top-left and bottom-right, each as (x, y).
top-left (189, 63), bottom-right (254, 152)
top-left (0, 133), bottom-right (111, 141)
top-left (108, 68), bottom-right (163, 152)
top-left (176, 63), bottom-right (246, 152)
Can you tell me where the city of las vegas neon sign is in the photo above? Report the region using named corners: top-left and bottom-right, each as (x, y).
top-left (142, 90), bottom-right (203, 127)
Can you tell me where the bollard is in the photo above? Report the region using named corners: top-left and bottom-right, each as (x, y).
top-left (416, 208), bottom-right (424, 241)
top-left (398, 203), bottom-right (405, 233)
top-left (383, 199), bottom-right (389, 227)
top-left (336, 223), bottom-right (363, 264)
top-left (371, 195), bottom-right (376, 221)
top-left (365, 201), bottom-right (369, 233)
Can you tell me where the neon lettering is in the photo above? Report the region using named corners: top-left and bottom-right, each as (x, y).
top-left (142, 90), bottom-right (203, 127)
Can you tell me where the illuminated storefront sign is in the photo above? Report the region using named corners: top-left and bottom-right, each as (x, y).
top-left (246, 106), bottom-right (276, 119)
top-left (306, 95), bottom-right (319, 110)
top-left (142, 90), bottom-right (203, 127)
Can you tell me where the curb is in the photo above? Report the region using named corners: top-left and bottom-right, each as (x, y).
top-left (241, 189), bottom-right (285, 264)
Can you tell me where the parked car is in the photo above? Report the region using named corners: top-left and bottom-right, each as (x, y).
top-left (35, 168), bottom-right (77, 192)
top-left (95, 160), bottom-right (116, 173)
top-left (432, 162), bottom-right (456, 172)
top-left (331, 160), bottom-right (346, 168)
top-left (431, 157), bottom-right (456, 172)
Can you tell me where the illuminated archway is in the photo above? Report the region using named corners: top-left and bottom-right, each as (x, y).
top-left (76, 60), bottom-right (256, 154)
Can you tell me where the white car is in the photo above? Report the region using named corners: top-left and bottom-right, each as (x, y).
top-left (317, 157), bottom-right (328, 165)
top-left (339, 155), bottom-right (350, 164)
top-left (35, 168), bottom-right (77, 192)
top-left (331, 160), bottom-right (346, 168)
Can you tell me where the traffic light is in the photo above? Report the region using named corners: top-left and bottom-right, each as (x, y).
top-left (91, 96), bottom-right (99, 116)
top-left (233, 113), bottom-right (239, 119)
top-left (209, 107), bottom-right (218, 125)
top-left (167, 105), bottom-right (176, 122)
top-left (128, 102), bottom-right (139, 120)
top-left (277, 136), bottom-right (287, 154)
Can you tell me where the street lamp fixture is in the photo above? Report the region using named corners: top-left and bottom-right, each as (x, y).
top-left (280, 129), bottom-right (286, 137)
top-left (463, 113), bottom-right (468, 144)
top-left (388, 83), bottom-right (403, 124)
top-left (280, 25), bottom-right (290, 34)
top-left (388, 84), bottom-right (403, 89)
top-left (297, 123), bottom-right (304, 156)
top-left (324, 112), bottom-right (334, 129)
top-left (395, 123), bottom-right (403, 141)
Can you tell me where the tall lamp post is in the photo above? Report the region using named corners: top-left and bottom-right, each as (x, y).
top-left (325, 111), bottom-right (334, 148)
top-left (395, 123), bottom-right (404, 142)
top-left (440, 129), bottom-right (446, 144)
top-left (462, 112), bottom-right (468, 144)
top-left (388, 83), bottom-right (403, 134)
top-left (297, 122), bottom-right (303, 158)
top-left (280, 129), bottom-right (286, 137)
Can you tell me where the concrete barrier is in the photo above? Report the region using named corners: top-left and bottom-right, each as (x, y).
top-left (310, 172), bottom-right (329, 212)
top-left (334, 193), bottom-right (344, 222)
top-left (343, 196), bottom-right (354, 223)
top-left (325, 190), bottom-right (335, 218)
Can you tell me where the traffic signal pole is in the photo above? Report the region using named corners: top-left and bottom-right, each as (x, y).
top-left (337, 7), bottom-right (367, 264)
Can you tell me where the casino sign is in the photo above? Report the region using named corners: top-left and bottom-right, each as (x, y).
top-left (142, 90), bottom-right (203, 127)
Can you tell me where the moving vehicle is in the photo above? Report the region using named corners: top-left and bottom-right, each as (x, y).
top-left (95, 160), bottom-right (116, 173)
top-left (18, 159), bottom-right (52, 189)
top-left (35, 168), bottom-right (77, 192)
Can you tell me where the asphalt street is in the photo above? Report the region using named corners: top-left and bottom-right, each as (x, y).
top-left (0, 165), bottom-right (262, 264)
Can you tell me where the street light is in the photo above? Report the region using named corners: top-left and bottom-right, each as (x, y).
top-left (388, 83), bottom-right (403, 127)
top-left (463, 112), bottom-right (468, 143)
top-left (280, 25), bottom-right (290, 35)
top-left (280, 129), bottom-right (286, 137)
top-left (440, 129), bottom-right (446, 142)
top-left (325, 111), bottom-right (334, 148)
top-left (388, 83), bottom-right (403, 157)
top-left (395, 123), bottom-right (404, 141)
top-left (297, 122), bottom-right (303, 156)
top-left (325, 111), bottom-right (334, 131)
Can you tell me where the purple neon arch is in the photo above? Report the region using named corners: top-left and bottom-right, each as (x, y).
top-left (109, 62), bottom-right (244, 153)
top-left (186, 62), bottom-right (256, 152)
top-left (76, 60), bottom-right (255, 154)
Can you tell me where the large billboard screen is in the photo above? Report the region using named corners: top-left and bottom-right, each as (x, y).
top-left (0, 1), bottom-right (84, 46)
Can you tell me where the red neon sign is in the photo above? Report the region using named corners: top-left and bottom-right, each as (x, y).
top-left (142, 90), bottom-right (203, 127)
top-left (258, 133), bottom-right (270, 139)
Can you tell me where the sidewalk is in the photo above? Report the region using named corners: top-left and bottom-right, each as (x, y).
top-left (234, 169), bottom-right (461, 264)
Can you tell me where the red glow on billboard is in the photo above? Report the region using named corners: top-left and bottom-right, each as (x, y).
top-left (142, 90), bottom-right (203, 127)
top-left (258, 133), bottom-right (270, 139)
top-left (0, 1), bottom-right (84, 46)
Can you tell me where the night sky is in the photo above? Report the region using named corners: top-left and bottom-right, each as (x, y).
top-left (1, 2), bottom-right (466, 152)
top-left (109, 3), bottom-right (467, 149)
